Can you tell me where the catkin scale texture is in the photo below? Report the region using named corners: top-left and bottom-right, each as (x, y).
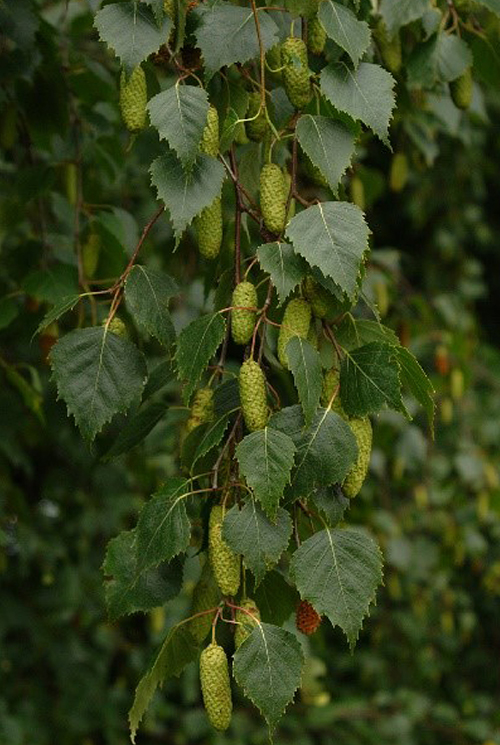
top-left (277, 298), bottom-right (312, 368)
top-left (209, 505), bottom-right (240, 596)
top-left (186, 387), bottom-right (214, 433)
top-left (239, 359), bottom-right (268, 431)
top-left (260, 164), bottom-right (287, 235)
top-left (308, 16), bottom-right (326, 55)
top-left (189, 562), bottom-right (220, 643)
top-left (246, 92), bottom-right (268, 142)
top-left (281, 37), bottom-right (312, 109)
top-left (199, 643), bottom-right (232, 731)
top-left (120, 66), bottom-right (147, 132)
top-left (296, 600), bottom-right (322, 635)
top-left (195, 197), bottom-right (223, 259)
top-left (450, 68), bottom-right (473, 110)
top-left (234, 599), bottom-right (260, 648)
top-left (231, 282), bottom-right (257, 345)
top-left (343, 417), bottom-right (372, 498)
top-left (200, 105), bottom-right (220, 157)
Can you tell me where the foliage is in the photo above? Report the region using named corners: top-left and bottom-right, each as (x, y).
top-left (1, 0), bottom-right (500, 743)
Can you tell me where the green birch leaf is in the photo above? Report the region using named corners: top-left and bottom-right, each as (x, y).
top-left (396, 346), bottom-right (435, 430)
top-left (147, 84), bottom-right (210, 166)
top-left (285, 202), bottom-right (370, 300)
top-left (223, 502), bottom-right (293, 585)
top-left (286, 337), bottom-right (322, 427)
top-left (379, 0), bottom-right (430, 35)
top-left (310, 484), bottom-right (350, 527)
top-left (35, 294), bottom-right (80, 336)
top-left (476, 0), bottom-right (500, 14)
top-left (103, 529), bottom-right (183, 620)
top-left (321, 62), bottom-right (396, 146)
top-left (335, 317), bottom-right (400, 350)
top-left (407, 34), bottom-right (472, 88)
top-left (24, 264), bottom-right (79, 305)
top-left (129, 625), bottom-right (199, 743)
top-left (175, 312), bottom-right (226, 402)
top-left (150, 150), bottom-right (225, 241)
top-left (340, 341), bottom-right (406, 417)
top-left (213, 378), bottom-right (240, 417)
top-left (236, 428), bottom-right (296, 519)
top-left (296, 115), bottom-right (356, 193)
top-left (136, 477), bottom-right (191, 573)
top-left (232, 623), bottom-right (303, 731)
top-left (142, 359), bottom-right (176, 400)
top-left (257, 242), bottom-right (307, 306)
top-left (290, 527), bottom-right (383, 648)
top-left (125, 265), bottom-right (178, 348)
top-left (193, 2), bottom-right (279, 80)
top-left (253, 571), bottom-right (299, 625)
top-left (318, 0), bottom-right (371, 67)
top-left (103, 400), bottom-right (168, 460)
top-left (50, 327), bottom-right (147, 441)
top-left (94, 1), bottom-right (172, 71)
top-left (270, 405), bottom-right (358, 499)
top-left (181, 412), bottom-right (233, 472)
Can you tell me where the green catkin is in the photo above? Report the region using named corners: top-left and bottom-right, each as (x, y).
top-left (450, 67), bottom-right (473, 110)
top-left (200, 105), bottom-right (220, 157)
top-left (186, 387), bottom-right (214, 433)
top-left (199, 643), bottom-right (232, 731)
top-left (343, 417), bottom-right (373, 498)
top-left (308, 16), bottom-right (326, 55)
top-left (303, 276), bottom-right (330, 319)
top-left (119, 66), bottom-right (147, 132)
top-left (189, 561), bottom-right (220, 643)
top-left (350, 175), bottom-right (365, 210)
top-left (303, 154), bottom-right (329, 189)
top-left (281, 37), bottom-right (312, 109)
top-left (231, 281), bottom-right (258, 345)
top-left (82, 233), bottom-right (100, 279)
top-left (209, 505), bottom-right (241, 596)
top-left (260, 163), bottom-right (287, 235)
top-left (307, 322), bottom-right (319, 349)
top-left (374, 19), bottom-right (402, 75)
top-left (105, 317), bottom-right (127, 338)
top-left (283, 170), bottom-right (295, 221)
top-left (389, 153), bottom-right (409, 193)
top-left (277, 298), bottom-right (312, 368)
top-left (239, 359), bottom-right (269, 431)
top-left (235, 599), bottom-right (261, 648)
top-left (320, 367), bottom-right (343, 413)
top-left (246, 92), bottom-right (268, 142)
top-left (195, 197), bottom-right (223, 259)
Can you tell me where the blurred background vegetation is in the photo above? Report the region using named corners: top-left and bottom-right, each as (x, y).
top-left (1, 1), bottom-right (500, 744)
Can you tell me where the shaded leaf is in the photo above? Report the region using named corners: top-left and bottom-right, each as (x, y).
top-left (340, 341), bottom-right (406, 417)
top-left (175, 312), bottom-right (226, 402)
top-left (253, 571), bottom-right (299, 625)
top-left (125, 265), bottom-right (178, 348)
top-left (296, 115), bottom-right (356, 192)
top-left (407, 34), bottom-right (472, 88)
top-left (286, 337), bottom-right (322, 426)
top-left (335, 317), bottom-right (400, 350)
top-left (129, 625), bottom-right (199, 743)
top-left (380, 0), bottom-right (430, 35)
top-left (150, 150), bottom-right (225, 241)
top-left (257, 242), bottom-right (307, 306)
top-left (182, 413), bottom-right (233, 472)
top-left (396, 346), bottom-right (435, 430)
top-left (319, 0), bottom-right (371, 67)
top-left (103, 400), bottom-right (168, 460)
top-left (223, 502), bottom-right (292, 585)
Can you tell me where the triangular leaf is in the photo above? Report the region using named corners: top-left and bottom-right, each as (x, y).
top-left (175, 312), bottom-right (226, 402)
top-left (103, 399), bottom-right (168, 460)
top-left (150, 150), bottom-right (225, 241)
top-left (257, 242), bottom-right (307, 305)
top-left (286, 202), bottom-right (370, 300)
top-left (223, 502), bottom-right (292, 585)
top-left (286, 337), bottom-right (322, 427)
top-left (290, 528), bottom-right (383, 648)
top-left (318, 0), bottom-right (371, 67)
top-left (340, 341), bottom-right (407, 417)
top-left (129, 625), bottom-right (199, 743)
top-left (321, 62), bottom-right (396, 146)
top-left (296, 114), bottom-right (356, 193)
top-left (233, 623), bottom-right (303, 731)
top-left (396, 346), bottom-right (435, 431)
top-left (94, 1), bottom-right (172, 71)
top-left (50, 327), bottom-right (147, 441)
top-left (236, 428), bottom-right (296, 519)
top-left (270, 405), bottom-right (358, 499)
top-left (103, 529), bottom-right (183, 620)
top-left (182, 412), bottom-right (233, 472)
top-left (125, 265), bottom-right (178, 348)
top-left (193, 2), bottom-right (279, 80)
top-left (147, 84), bottom-right (210, 166)
top-left (380, 0), bottom-right (430, 35)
